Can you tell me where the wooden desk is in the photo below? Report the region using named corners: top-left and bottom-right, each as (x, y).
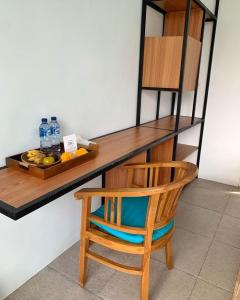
top-left (0, 116), bottom-right (200, 220)
top-left (0, 126), bottom-right (174, 220)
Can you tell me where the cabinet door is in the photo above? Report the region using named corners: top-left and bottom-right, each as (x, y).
top-left (152, 138), bottom-right (174, 184)
top-left (105, 152), bottom-right (147, 188)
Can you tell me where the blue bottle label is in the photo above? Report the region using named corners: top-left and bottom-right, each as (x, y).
top-left (51, 127), bottom-right (60, 135)
top-left (40, 127), bottom-right (51, 138)
top-left (39, 128), bottom-right (45, 138)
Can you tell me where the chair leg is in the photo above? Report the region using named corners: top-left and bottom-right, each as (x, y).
top-left (165, 239), bottom-right (173, 270)
top-left (79, 237), bottom-right (89, 287)
top-left (140, 252), bottom-right (151, 300)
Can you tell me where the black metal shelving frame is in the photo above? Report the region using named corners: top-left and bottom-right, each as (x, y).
top-left (136, 0), bottom-right (220, 167)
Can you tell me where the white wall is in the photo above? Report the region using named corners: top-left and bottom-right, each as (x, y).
top-left (0, 0), bottom-right (239, 298)
top-left (198, 0), bottom-right (240, 186)
top-left (0, 1), bottom-right (142, 299)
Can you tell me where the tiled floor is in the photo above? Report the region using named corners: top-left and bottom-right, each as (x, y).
top-left (6, 179), bottom-right (240, 300)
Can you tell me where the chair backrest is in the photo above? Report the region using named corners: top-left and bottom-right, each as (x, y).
top-left (124, 161), bottom-right (198, 231)
top-left (88, 161), bottom-right (197, 239)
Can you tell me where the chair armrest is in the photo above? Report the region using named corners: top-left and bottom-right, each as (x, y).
top-left (75, 187), bottom-right (158, 200)
top-left (123, 161), bottom-right (190, 169)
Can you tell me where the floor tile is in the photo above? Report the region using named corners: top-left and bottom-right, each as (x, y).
top-left (181, 186), bottom-right (229, 213)
top-left (6, 268), bottom-right (97, 300)
top-left (49, 241), bottom-right (115, 295)
top-left (152, 228), bottom-right (212, 276)
top-left (200, 241), bottom-right (240, 292)
top-left (5, 291), bottom-right (38, 300)
top-left (225, 193), bottom-right (240, 219)
top-left (175, 202), bottom-right (221, 238)
top-left (191, 279), bottom-right (232, 300)
top-left (215, 215), bottom-right (240, 248)
top-left (99, 259), bottom-right (196, 300)
top-left (189, 178), bottom-right (233, 191)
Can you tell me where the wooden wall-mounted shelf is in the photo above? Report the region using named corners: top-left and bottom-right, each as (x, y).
top-left (152, 0), bottom-right (199, 12)
top-left (150, 0), bottom-right (216, 20)
top-left (0, 126), bottom-right (175, 220)
top-left (142, 115), bottom-right (203, 131)
top-left (176, 143), bottom-right (198, 160)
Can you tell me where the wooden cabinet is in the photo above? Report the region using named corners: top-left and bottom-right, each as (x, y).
top-left (105, 139), bottom-right (174, 188)
top-left (142, 4), bottom-right (203, 91)
top-left (152, 138), bottom-right (174, 184)
top-left (105, 152), bottom-right (147, 188)
top-left (142, 36), bottom-right (201, 91)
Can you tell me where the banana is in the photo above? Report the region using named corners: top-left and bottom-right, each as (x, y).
top-left (26, 150), bottom-right (46, 164)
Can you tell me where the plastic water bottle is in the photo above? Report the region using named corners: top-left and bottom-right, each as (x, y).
top-left (39, 118), bottom-right (51, 152)
top-left (39, 118), bottom-right (52, 153)
top-left (49, 116), bottom-right (61, 154)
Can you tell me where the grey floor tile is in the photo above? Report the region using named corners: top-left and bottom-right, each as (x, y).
top-left (152, 228), bottom-right (212, 276)
top-left (215, 215), bottom-right (240, 248)
top-left (99, 259), bottom-right (196, 300)
top-left (5, 290), bottom-right (38, 300)
top-left (181, 186), bottom-right (229, 213)
top-left (225, 193), bottom-right (240, 219)
top-left (6, 267), bottom-right (97, 300)
top-left (49, 241), bottom-right (116, 295)
top-left (200, 241), bottom-right (240, 292)
top-left (189, 178), bottom-right (233, 191)
top-left (191, 279), bottom-right (232, 300)
top-left (175, 202), bottom-right (221, 238)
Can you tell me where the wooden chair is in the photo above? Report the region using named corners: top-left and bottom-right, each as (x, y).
top-left (75, 161), bottom-right (198, 300)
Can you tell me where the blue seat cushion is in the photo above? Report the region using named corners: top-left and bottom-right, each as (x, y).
top-left (91, 196), bottom-right (174, 244)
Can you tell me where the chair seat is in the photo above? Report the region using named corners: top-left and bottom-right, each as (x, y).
top-left (91, 196), bottom-right (174, 244)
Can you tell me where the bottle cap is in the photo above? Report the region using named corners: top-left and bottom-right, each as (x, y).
top-left (41, 118), bottom-right (48, 123)
top-left (51, 116), bottom-right (57, 121)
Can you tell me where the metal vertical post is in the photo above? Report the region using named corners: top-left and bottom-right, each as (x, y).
top-left (136, 0), bottom-right (147, 126)
top-left (173, 0), bottom-right (192, 160)
top-left (171, 93), bottom-right (176, 115)
top-left (156, 91), bottom-right (161, 120)
top-left (191, 11), bottom-right (206, 124)
top-left (197, 0), bottom-right (220, 167)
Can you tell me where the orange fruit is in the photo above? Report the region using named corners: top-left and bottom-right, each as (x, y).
top-left (61, 152), bottom-right (73, 162)
top-left (75, 148), bottom-right (88, 156)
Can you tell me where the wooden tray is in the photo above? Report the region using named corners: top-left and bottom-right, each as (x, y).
top-left (6, 142), bottom-right (99, 180)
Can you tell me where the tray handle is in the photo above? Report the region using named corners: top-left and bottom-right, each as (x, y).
top-left (19, 161), bottom-right (30, 170)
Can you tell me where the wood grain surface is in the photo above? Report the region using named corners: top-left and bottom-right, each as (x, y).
top-left (152, 0), bottom-right (198, 12)
top-left (0, 126), bottom-right (172, 209)
top-left (176, 144), bottom-right (198, 161)
top-left (142, 36), bottom-right (201, 90)
top-left (142, 116), bottom-right (202, 131)
top-left (164, 9), bottom-right (204, 41)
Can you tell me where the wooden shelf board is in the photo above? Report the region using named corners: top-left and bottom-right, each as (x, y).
top-left (176, 144), bottom-right (198, 161)
top-left (152, 0), bottom-right (199, 12)
top-left (150, 0), bottom-right (216, 20)
top-left (141, 115), bottom-right (203, 131)
top-left (0, 126), bottom-right (174, 219)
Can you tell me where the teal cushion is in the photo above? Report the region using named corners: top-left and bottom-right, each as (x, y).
top-left (91, 196), bottom-right (174, 244)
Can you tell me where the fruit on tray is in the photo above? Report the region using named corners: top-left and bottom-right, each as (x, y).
top-left (42, 156), bottom-right (55, 166)
top-left (27, 150), bottom-right (46, 164)
top-left (61, 152), bottom-right (73, 162)
top-left (61, 148), bottom-right (88, 162)
top-left (75, 148), bottom-right (88, 156)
